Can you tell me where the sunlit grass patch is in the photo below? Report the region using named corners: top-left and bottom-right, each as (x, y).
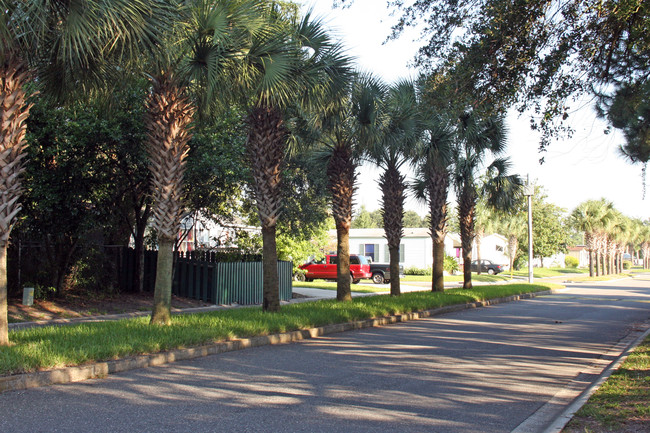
top-left (565, 334), bottom-right (650, 432)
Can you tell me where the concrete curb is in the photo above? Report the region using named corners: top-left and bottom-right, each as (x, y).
top-left (541, 323), bottom-right (650, 433)
top-left (0, 290), bottom-right (552, 395)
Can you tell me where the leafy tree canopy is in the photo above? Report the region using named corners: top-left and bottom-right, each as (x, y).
top-left (340, 0), bottom-right (649, 150)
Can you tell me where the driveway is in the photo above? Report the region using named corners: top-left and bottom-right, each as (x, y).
top-left (1, 277), bottom-right (648, 433)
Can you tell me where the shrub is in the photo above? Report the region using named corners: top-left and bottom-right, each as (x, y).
top-left (404, 266), bottom-right (432, 276)
top-left (623, 260), bottom-right (632, 270)
top-left (444, 254), bottom-right (460, 274)
top-left (565, 255), bottom-right (579, 268)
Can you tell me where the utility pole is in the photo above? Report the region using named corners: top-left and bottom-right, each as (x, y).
top-left (524, 175), bottom-right (534, 283)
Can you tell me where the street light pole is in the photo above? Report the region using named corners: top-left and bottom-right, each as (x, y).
top-left (525, 175), bottom-right (534, 284)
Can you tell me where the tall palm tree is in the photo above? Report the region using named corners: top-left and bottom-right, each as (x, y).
top-left (0, 0), bottom-right (171, 344)
top-left (313, 73), bottom-right (386, 301)
top-left (367, 80), bottom-right (419, 296)
top-left (570, 199), bottom-right (615, 277)
top-left (235, 10), bottom-right (351, 310)
top-left (145, 0), bottom-right (267, 324)
top-left (412, 114), bottom-right (455, 292)
top-left (451, 111), bottom-right (521, 289)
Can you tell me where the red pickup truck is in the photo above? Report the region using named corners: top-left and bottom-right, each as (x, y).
top-left (296, 254), bottom-right (372, 284)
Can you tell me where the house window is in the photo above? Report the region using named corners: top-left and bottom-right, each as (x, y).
top-left (496, 245), bottom-right (504, 252)
top-left (383, 244), bottom-right (405, 263)
top-left (359, 243), bottom-right (379, 262)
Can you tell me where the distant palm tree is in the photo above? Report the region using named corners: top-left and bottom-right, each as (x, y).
top-left (313, 73), bottom-right (386, 301)
top-left (497, 212), bottom-right (527, 276)
top-left (0, 0), bottom-right (171, 344)
top-left (451, 111), bottom-right (522, 289)
top-left (473, 199), bottom-right (496, 275)
top-left (570, 199), bottom-right (615, 277)
top-left (412, 114), bottom-right (455, 292)
top-left (367, 80), bottom-right (419, 296)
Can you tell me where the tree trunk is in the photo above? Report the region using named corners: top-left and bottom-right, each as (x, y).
top-left (588, 250), bottom-right (594, 277)
top-left (151, 236), bottom-right (174, 325)
top-left (432, 239), bottom-right (445, 292)
top-left (389, 245), bottom-right (401, 296)
top-left (595, 251), bottom-right (601, 276)
top-left (336, 223), bottom-right (351, 301)
top-left (475, 228), bottom-right (483, 275)
top-left (427, 168), bottom-right (449, 294)
top-left (0, 243), bottom-right (8, 345)
top-left (262, 225), bottom-right (280, 311)
top-left (379, 163), bottom-right (404, 297)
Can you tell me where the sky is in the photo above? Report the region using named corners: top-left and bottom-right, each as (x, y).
top-left (300, 0), bottom-right (650, 220)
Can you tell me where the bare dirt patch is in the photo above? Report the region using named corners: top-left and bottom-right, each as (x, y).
top-left (8, 292), bottom-right (211, 323)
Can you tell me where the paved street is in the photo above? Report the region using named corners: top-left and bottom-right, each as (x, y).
top-left (1, 277), bottom-right (649, 433)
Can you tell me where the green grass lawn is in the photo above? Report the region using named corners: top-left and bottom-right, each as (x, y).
top-left (564, 334), bottom-right (650, 432)
top-left (293, 281), bottom-right (388, 293)
top-left (510, 267), bottom-right (590, 278)
top-left (1, 283), bottom-right (561, 377)
top-left (402, 274), bottom-right (512, 283)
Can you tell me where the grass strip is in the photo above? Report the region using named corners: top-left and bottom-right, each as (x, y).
top-left (402, 274), bottom-right (511, 283)
top-left (0, 283), bottom-right (561, 377)
top-left (564, 334), bottom-right (650, 432)
top-left (564, 274), bottom-right (634, 283)
top-left (510, 267), bottom-right (590, 278)
top-left (293, 281), bottom-right (387, 292)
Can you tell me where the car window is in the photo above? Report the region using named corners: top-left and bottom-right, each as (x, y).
top-left (330, 256), bottom-right (338, 265)
top-left (358, 255), bottom-right (369, 265)
top-left (350, 256), bottom-right (360, 265)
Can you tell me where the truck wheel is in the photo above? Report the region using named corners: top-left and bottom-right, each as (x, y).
top-left (372, 273), bottom-right (385, 284)
top-left (352, 278), bottom-right (361, 284)
top-left (295, 273), bottom-right (306, 282)
top-left (487, 268), bottom-right (495, 275)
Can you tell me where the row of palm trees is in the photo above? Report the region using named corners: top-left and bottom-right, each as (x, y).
top-left (571, 199), bottom-right (650, 277)
top-left (316, 77), bottom-right (522, 299)
top-left (0, 0), bottom-right (520, 345)
top-left (0, 0), bottom-right (353, 341)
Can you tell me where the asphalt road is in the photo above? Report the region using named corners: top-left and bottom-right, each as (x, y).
top-left (1, 277), bottom-right (649, 433)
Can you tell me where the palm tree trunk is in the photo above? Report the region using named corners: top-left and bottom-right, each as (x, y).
top-left (379, 163), bottom-right (404, 297)
top-left (0, 243), bottom-right (8, 345)
top-left (0, 55), bottom-right (31, 345)
top-left (507, 235), bottom-right (518, 278)
top-left (432, 239), bottom-right (445, 292)
top-left (145, 73), bottom-right (194, 323)
top-left (475, 228), bottom-right (483, 275)
top-left (336, 223), bottom-right (352, 301)
top-left (327, 145), bottom-right (356, 302)
top-left (246, 104), bottom-right (286, 312)
top-left (458, 186), bottom-right (475, 290)
top-left (389, 245), bottom-right (401, 297)
top-left (428, 170), bottom-right (448, 292)
top-left (151, 236), bottom-right (174, 325)
top-left (262, 225), bottom-right (280, 311)
top-left (588, 250), bottom-right (594, 277)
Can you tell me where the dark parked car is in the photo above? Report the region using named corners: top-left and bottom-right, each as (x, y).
top-left (470, 259), bottom-right (505, 275)
top-left (368, 262), bottom-right (405, 284)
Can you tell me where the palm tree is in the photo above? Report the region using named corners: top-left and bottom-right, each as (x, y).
top-left (0, 0), bottom-right (171, 344)
top-left (412, 114), bottom-right (455, 292)
top-left (313, 73), bottom-right (386, 301)
top-left (145, 0), bottom-right (268, 324)
top-left (473, 199), bottom-right (496, 275)
top-left (570, 199), bottom-right (615, 277)
top-left (497, 211), bottom-right (527, 277)
top-left (236, 10), bottom-right (351, 310)
top-left (367, 80), bottom-right (419, 296)
top-left (451, 111), bottom-right (521, 289)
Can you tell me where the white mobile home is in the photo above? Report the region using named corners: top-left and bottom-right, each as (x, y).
top-left (335, 228), bottom-right (509, 269)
